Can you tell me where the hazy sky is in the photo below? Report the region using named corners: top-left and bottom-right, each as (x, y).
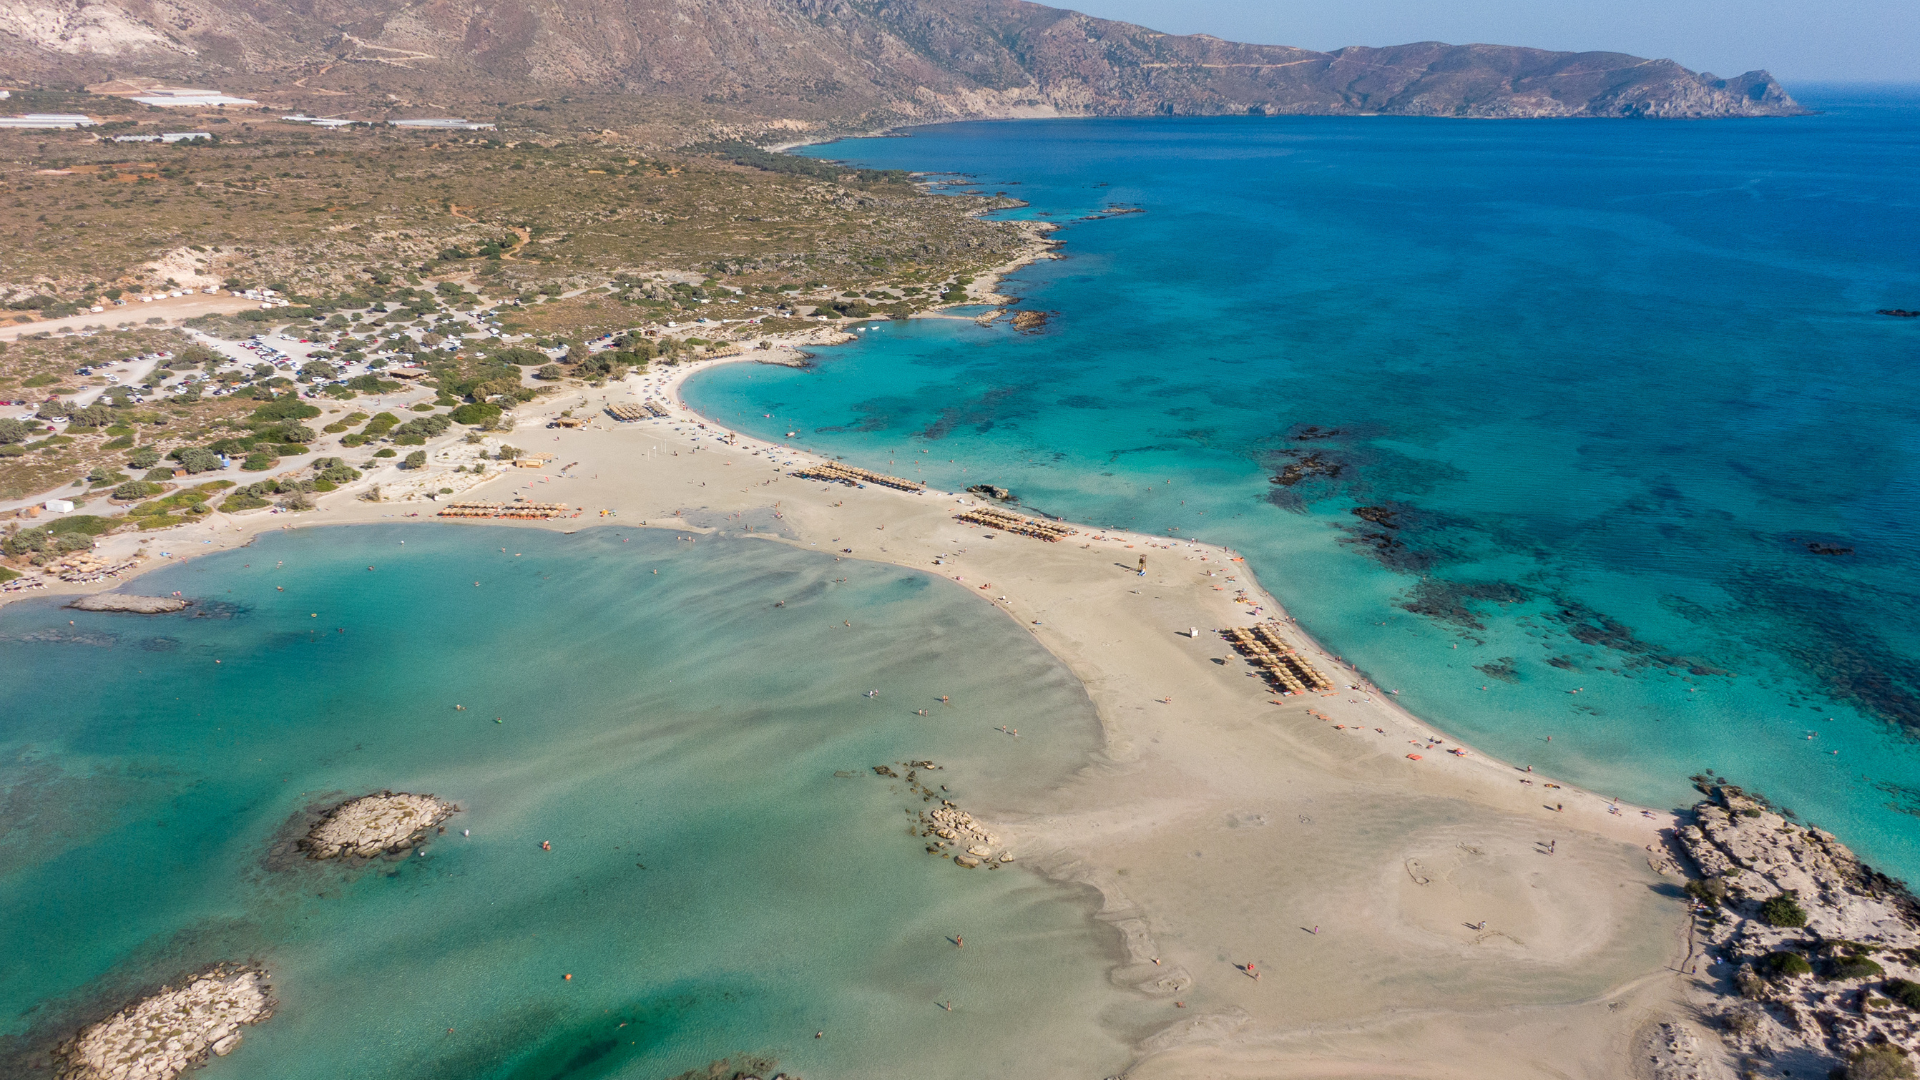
top-left (1061, 0), bottom-right (1916, 85)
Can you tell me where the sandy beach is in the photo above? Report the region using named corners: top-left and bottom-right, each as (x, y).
top-left (14, 342), bottom-right (1703, 1078)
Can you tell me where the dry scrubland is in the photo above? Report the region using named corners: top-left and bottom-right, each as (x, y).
top-left (0, 106), bottom-right (1030, 321)
top-left (0, 111), bottom-right (1042, 539)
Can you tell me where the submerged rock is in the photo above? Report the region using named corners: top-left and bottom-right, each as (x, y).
top-left (300, 791), bottom-right (457, 859)
top-left (68, 594), bottom-right (190, 614)
top-left (55, 965), bottom-right (273, 1080)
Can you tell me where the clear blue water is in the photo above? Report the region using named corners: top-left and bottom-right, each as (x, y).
top-left (685, 89), bottom-right (1920, 879)
top-left (0, 526), bottom-right (1140, 1077)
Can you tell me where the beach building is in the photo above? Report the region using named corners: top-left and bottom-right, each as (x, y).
top-left (44, 499), bottom-right (75, 513)
top-left (282, 116), bottom-right (355, 128)
top-left (0, 114), bottom-right (96, 129)
top-left (390, 118), bottom-right (496, 130)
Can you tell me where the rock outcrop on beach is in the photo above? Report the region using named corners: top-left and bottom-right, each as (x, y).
top-left (54, 966), bottom-right (272, 1080)
top-left (1676, 784), bottom-right (1920, 1074)
top-left (299, 792), bottom-right (456, 859)
top-left (67, 594), bottom-right (190, 614)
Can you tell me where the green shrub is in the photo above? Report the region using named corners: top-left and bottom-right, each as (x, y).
top-left (403, 450), bottom-right (427, 469)
top-left (128, 447), bottom-right (161, 469)
top-left (1760, 951), bottom-right (1813, 977)
top-left (102, 435), bottom-right (134, 450)
top-left (362, 412), bottom-right (401, 437)
top-left (0, 417), bottom-right (30, 445)
top-left (249, 396), bottom-right (321, 423)
top-left (449, 401), bottom-right (502, 425)
top-left (45, 515), bottom-right (115, 536)
top-left (374, 448), bottom-right (396, 458)
top-left (340, 433), bottom-right (369, 447)
top-left (220, 490), bottom-right (271, 512)
top-left (1829, 956), bottom-right (1886, 981)
top-left (170, 447), bottom-right (223, 473)
top-left (2, 528), bottom-right (52, 556)
top-left (312, 458), bottom-right (360, 485)
top-left (241, 452), bottom-right (278, 471)
top-left (112, 480), bottom-right (163, 500)
top-left (1761, 893), bottom-right (1809, 928)
top-left (1844, 1044), bottom-right (1917, 1080)
top-left (144, 467), bottom-right (177, 482)
top-left (1886, 979), bottom-right (1920, 1010)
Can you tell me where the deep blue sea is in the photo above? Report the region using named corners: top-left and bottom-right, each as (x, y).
top-left (686, 88), bottom-right (1920, 879)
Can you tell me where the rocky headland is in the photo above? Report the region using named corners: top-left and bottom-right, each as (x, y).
top-left (1676, 784), bottom-right (1920, 1077)
top-left (54, 966), bottom-right (272, 1080)
top-left (67, 595), bottom-right (190, 614)
top-left (299, 792), bottom-right (457, 860)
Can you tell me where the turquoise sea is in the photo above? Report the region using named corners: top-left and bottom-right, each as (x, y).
top-left (0, 526), bottom-right (1143, 1077)
top-left (9, 92), bottom-right (1920, 1077)
top-left (686, 88), bottom-right (1920, 879)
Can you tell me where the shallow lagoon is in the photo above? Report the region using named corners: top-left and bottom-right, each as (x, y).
top-left (0, 525), bottom-right (1136, 1079)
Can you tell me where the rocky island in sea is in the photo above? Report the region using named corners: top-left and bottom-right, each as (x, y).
top-left (299, 792), bottom-right (457, 860)
top-left (53, 966), bottom-right (272, 1080)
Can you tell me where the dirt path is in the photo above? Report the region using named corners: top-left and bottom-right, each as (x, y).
top-left (0, 295), bottom-right (262, 342)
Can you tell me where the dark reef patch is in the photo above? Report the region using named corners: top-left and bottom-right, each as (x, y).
top-left (918, 385), bottom-right (1027, 441)
top-left (1716, 575), bottom-right (1920, 734)
top-left (1542, 598), bottom-right (1730, 677)
top-left (1475, 657), bottom-right (1520, 683)
top-left (188, 600), bottom-right (244, 619)
top-left (1395, 578), bottom-right (1531, 632)
top-left (1334, 501), bottom-right (1475, 573)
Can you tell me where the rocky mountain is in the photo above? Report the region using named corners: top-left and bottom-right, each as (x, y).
top-left (0, 0), bottom-right (1802, 122)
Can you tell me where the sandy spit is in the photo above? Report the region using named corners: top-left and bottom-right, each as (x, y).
top-left (19, 339), bottom-right (1705, 1079)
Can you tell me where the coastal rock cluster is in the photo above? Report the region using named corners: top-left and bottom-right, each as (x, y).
top-left (54, 966), bottom-right (273, 1080)
top-left (299, 792), bottom-right (456, 859)
top-left (1677, 785), bottom-right (1920, 1073)
top-left (873, 761), bottom-right (1015, 868)
top-left (920, 804), bottom-right (1013, 868)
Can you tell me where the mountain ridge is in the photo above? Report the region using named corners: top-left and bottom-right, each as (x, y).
top-left (0, 0), bottom-right (1804, 124)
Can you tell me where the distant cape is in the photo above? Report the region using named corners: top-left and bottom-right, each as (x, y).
top-left (0, 0), bottom-right (1802, 122)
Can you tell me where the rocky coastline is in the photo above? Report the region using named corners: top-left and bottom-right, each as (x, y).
top-left (54, 965), bottom-right (273, 1080)
top-left (298, 791), bottom-right (457, 860)
top-left (1676, 783), bottom-right (1920, 1078)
